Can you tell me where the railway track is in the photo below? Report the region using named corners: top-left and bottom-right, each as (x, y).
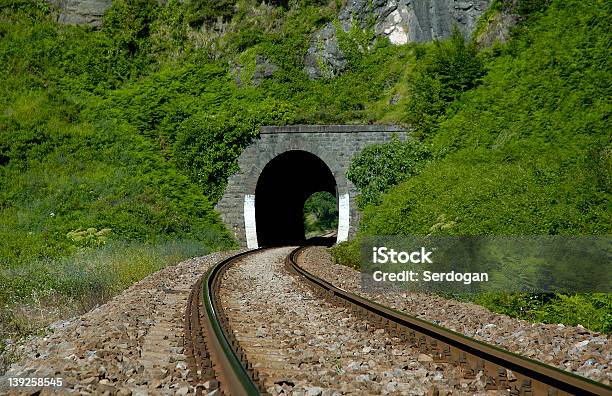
top-left (184, 246), bottom-right (612, 396)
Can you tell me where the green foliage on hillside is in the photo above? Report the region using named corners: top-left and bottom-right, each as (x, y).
top-left (0, 0), bottom-right (609, 344)
top-left (359, 0), bottom-right (610, 237)
top-left (405, 30), bottom-right (484, 136)
top-left (0, 0), bottom-right (399, 266)
top-left (0, 1), bottom-right (237, 347)
top-left (347, 136), bottom-right (431, 208)
top-left (184, 0), bottom-right (237, 27)
top-left (333, 0), bottom-right (611, 332)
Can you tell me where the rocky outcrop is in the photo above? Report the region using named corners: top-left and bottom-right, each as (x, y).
top-left (48, 0), bottom-right (112, 28)
top-left (475, 10), bottom-right (518, 48)
top-left (231, 55), bottom-right (278, 87)
top-left (474, 0), bottom-right (523, 49)
top-left (252, 55), bottom-right (278, 86)
top-left (305, 0), bottom-right (492, 79)
top-left (304, 23), bottom-right (347, 79)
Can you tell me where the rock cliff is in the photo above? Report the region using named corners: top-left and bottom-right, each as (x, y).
top-left (48, 0), bottom-right (112, 28)
top-left (305, 0), bottom-right (492, 79)
top-left (46, 0), bottom-right (512, 80)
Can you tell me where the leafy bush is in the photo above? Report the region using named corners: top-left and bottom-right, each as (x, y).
top-left (303, 191), bottom-right (338, 237)
top-left (531, 294), bottom-right (611, 333)
top-left (329, 240), bottom-right (361, 270)
top-left (509, 0), bottom-right (552, 17)
top-left (103, 0), bottom-right (159, 63)
top-left (473, 293), bottom-right (611, 333)
top-left (405, 30), bottom-right (484, 136)
top-left (347, 136), bottom-right (431, 208)
top-left (184, 0), bottom-right (237, 27)
top-left (173, 112), bottom-right (259, 201)
top-left (0, 0), bottom-right (49, 17)
top-left (172, 98), bottom-right (296, 201)
top-left (66, 228), bottom-right (112, 248)
top-left (0, 116), bottom-right (234, 267)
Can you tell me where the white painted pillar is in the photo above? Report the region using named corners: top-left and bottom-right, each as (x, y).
top-left (244, 194), bottom-right (258, 249)
top-left (336, 193), bottom-right (350, 244)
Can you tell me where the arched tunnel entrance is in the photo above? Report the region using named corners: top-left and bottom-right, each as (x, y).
top-left (255, 150), bottom-right (337, 246)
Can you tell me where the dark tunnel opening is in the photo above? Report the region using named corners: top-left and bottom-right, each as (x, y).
top-left (255, 150), bottom-right (337, 246)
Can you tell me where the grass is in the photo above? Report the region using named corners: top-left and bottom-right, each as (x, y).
top-left (0, 239), bottom-right (214, 372)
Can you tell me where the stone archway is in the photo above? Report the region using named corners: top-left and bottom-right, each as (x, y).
top-left (215, 125), bottom-right (406, 248)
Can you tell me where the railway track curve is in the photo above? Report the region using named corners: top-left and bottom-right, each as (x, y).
top-left (184, 246), bottom-right (612, 396)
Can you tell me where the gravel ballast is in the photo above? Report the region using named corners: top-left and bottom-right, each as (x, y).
top-left (220, 247), bottom-right (500, 395)
top-left (299, 246), bottom-right (611, 386)
top-left (0, 250), bottom-right (241, 395)
top-left (2, 246), bottom-right (608, 395)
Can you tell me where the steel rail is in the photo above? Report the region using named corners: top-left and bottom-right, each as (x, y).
top-left (184, 249), bottom-right (265, 396)
top-left (286, 246), bottom-right (612, 396)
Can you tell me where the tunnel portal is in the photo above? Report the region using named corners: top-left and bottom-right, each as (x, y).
top-left (255, 150), bottom-right (337, 246)
top-left (215, 125), bottom-right (407, 248)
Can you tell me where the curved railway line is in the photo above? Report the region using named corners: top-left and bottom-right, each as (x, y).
top-left (184, 246), bottom-right (612, 396)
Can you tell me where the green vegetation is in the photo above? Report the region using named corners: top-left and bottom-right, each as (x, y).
top-left (0, 0), bottom-right (412, 355)
top-left (404, 30), bottom-right (484, 136)
top-left (1, 240), bottom-right (210, 308)
top-left (333, 0), bottom-right (611, 332)
top-left (347, 136), bottom-right (431, 208)
top-left (356, 0), bottom-right (610, 236)
top-left (184, 0), bottom-right (237, 27)
top-left (303, 191), bottom-right (338, 238)
top-left (471, 292), bottom-right (611, 333)
top-left (0, 0), bottom-right (609, 359)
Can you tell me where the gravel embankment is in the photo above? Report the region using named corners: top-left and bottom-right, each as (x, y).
top-left (0, 250), bottom-right (241, 395)
top-left (220, 247), bottom-right (500, 396)
top-left (299, 247), bottom-right (611, 386)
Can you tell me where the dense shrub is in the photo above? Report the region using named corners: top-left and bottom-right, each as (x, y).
top-left (347, 136), bottom-right (431, 208)
top-left (509, 0), bottom-right (552, 17)
top-left (303, 191), bottom-right (338, 237)
top-left (329, 240), bottom-right (361, 270)
top-left (103, 0), bottom-right (159, 55)
top-left (473, 293), bottom-right (611, 333)
top-left (184, 0), bottom-right (237, 28)
top-left (405, 30), bottom-right (484, 136)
